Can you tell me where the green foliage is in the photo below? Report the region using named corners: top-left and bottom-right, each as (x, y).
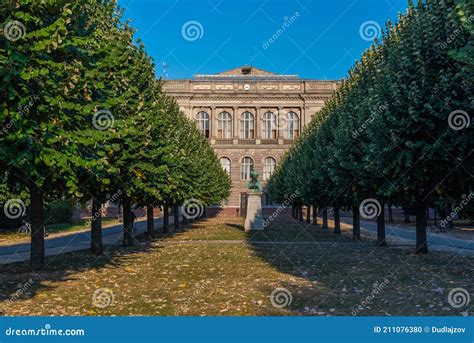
top-left (45, 199), bottom-right (75, 225)
top-left (269, 0), bottom-right (473, 214)
top-left (0, 0), bottom-right (230, 252)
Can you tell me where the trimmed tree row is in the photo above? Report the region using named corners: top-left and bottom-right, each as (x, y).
top-left (0, 0), bottom-right (230, 270)
top-left (268, 0), bottom-right (473, 254)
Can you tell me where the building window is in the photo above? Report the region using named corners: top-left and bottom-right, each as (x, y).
top-left (263, 156), bottom-right (276, 181)
top-left (220, 157), bottom-right (231, 175)
top-left (263, 111), bottom-right (277, 139)
top-left (240, 156), bottom-right (254, 180)
top-left (264, 192), bottom-right (274, 206)
top-left (240, 112), bottom-right (255, 139)
top-left (196, 111), bottom-right (210, 138)
top-left (286, 112), bottom-right (299, 140)
top-left (217, 112), bottom-right (232, 139)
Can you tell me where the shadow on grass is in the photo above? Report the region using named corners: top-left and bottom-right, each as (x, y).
top-left (238, 214), bottom-right (474, 316)
top-left (0, 216), bottom-right (211, 310)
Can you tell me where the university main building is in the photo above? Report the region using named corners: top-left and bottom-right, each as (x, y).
top-left (163, 66), bottom-right (339, 216)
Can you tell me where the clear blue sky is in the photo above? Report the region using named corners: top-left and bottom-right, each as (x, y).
top-left (120, 0), bottom-right (409, 80)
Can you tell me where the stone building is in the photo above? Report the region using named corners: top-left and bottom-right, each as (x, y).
top-left (163, 66), bottom-right (339, 216)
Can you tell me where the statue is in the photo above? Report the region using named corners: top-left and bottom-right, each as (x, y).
top-left (247, 170), bottom-right (261, 191)
top-left (244, 170), bottom-right (264, 231)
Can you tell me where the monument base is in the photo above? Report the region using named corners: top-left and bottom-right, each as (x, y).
top-left (244, 191), bottom-right (264, 231)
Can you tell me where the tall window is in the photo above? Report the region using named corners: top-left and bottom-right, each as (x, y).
top-left (263, 111), bottom-right (277, 139)
top-left (240, 157), bottom-right (254, 180)
top-left (263, 157), bottom-right (276, 181)
top-left (286, 112), bottom-right (299, 140)
top-left (220, 157), bottom-right (231, 175)
top-left (217, 112), bottom-right (232, 139)
top-left (240, 112), bottom-right (255, 139)
top-left (196, 111), bottom-right (209, 138)
top-left (265, 192), bottom-right (274, 206)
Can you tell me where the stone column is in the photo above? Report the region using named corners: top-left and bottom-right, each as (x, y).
top-left (255, 106), bottom-right (261, 143)
top-left (233, 106), bottom-right (239, 143)
top-left (210, 106), bottom-right (216, 144)
top-left (278, 106), bottom-right (284, 145)
top-left (301, 106), bottom-right (306, 128)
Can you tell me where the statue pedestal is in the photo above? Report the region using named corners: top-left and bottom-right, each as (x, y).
top-left (244, 191), bottom-right (264, 231)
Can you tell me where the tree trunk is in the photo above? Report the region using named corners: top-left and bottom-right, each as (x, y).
top-left (91, 196), bottom-right (103, 255)
top-left (403, 208), bottom-right (410, 223)
top-left (388, 203), bottom-right (393, 222)
top-left (30, 184), bottom-right (45, 271)
top-left (122, 196), bottom-right (133, 247)
top-left (298, 207), bottom-right (304, 221)
top-left (306, 206), bottom-right (311, 223)
top-left (352, 205), bottom-right (361, 240)
top-left (291, 206), bottom-right (295, 219)
top-left (312, 206), bottom-right (318, 225)
top-left (333, 206), bottom-right (341, 234)
top-left (376, 202), bottom-right (387, 247)
top-left (182, 206), bottom-right (189, 226)
top-left (415, 203), bottom-right (428, 254)
top-left (163, 205), bottom-right (169, 233)
top-left (117, 205), bottom-right (122, 221)
top-left (146, 206), bottom-right (154, 239)
top-left (322, 208), bottom-right (328, 230)
top-left (174, 205), bottom-right (180, 230)
top-left (446, 203), bottom-right (454, 230)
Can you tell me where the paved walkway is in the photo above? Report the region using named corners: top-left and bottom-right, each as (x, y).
top-left (340, 218), bottom-right (474, 256)
top-left (1, 216), bottom-right (472, 265)
top-left (0, 216), bottom-right (177, 265)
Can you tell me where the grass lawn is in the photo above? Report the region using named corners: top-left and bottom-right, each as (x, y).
top-left (0, 218), bottom-right (122, 245)
top-left (0, 216), bottom-right (472, 316)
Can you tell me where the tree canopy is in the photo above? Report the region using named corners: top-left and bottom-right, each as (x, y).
top-left (268, 0), bottom-right (473, 253)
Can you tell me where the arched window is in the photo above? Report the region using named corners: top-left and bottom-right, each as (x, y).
top-left (240, 157), bottom-right (254, 180)
top-left (286, 112), bottom-right (299, 140)
top-left (240, 112), bottom-right (255, 139)
top-left (196, 111), bottom-right (210, 138)
top-left (220, 157), bottom-right (231, 175)
top-left (217, 112), bottom-right (232, 139)
top-left (263, 157), bottom-right (276, 181)
top-left (263, 111), bottom-right (277, 139)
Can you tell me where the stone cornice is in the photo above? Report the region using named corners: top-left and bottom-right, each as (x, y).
top-left (169, 94), bottom-right (330, 101)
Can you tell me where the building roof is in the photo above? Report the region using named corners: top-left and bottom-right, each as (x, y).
top-left (194, 66), bottom-right (300, 81)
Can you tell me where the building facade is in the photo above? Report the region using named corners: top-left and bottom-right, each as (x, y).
top-left (163, 66), bottom-right (339, 216)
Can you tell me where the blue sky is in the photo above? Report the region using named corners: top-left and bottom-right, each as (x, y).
top-left (120, 0), bottom-right (409, 80)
